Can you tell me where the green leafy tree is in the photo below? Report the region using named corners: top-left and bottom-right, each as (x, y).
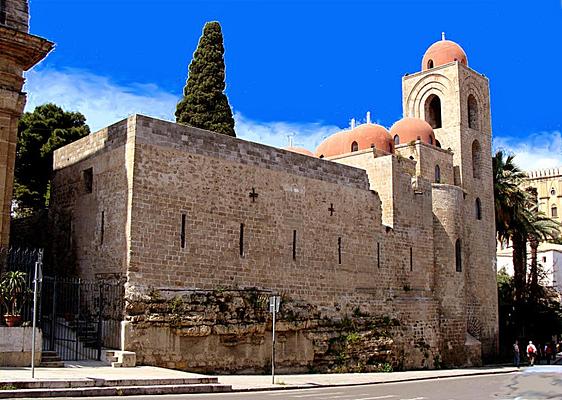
top-left (14, 103), bottom-right (90, 216)
top-left (175, 21), bottom-right (235, 136)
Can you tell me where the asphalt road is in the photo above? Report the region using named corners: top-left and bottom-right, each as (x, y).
top-left (23, 367), bottom-right (562, 400)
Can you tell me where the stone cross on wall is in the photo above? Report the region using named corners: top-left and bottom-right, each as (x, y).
top-left (249, 187), bottom-right (259, 202)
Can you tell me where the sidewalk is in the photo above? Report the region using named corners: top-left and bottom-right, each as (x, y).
top-left (0, 362), bottom-right (519, 398)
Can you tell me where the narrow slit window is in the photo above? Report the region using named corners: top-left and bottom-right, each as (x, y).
top-left (180, 214), bottom-right (186, 248)
top-left (455, 239), bottom-right (462, 272)
top-left (292, 230), bottom-right (297, 260)
top-left (409, 247), bottom-right (413, 271)
top-left (475, 198), bottom-right (482, 220)
top-left (338, 237), bottom-right (342, 265)
top-left (377, 242), bottom-right (380, 269)
top-left (83, 168), bottom-right (93, 193)
top-left (239, 223), bottom-right (245, 257)
top-left (100, 211), bottom-right (105, 245)
top-left (0, 1), bottom-right (6, 25)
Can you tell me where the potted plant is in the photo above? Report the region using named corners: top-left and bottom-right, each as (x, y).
top-left (0, 271), bottom-right (28, 327)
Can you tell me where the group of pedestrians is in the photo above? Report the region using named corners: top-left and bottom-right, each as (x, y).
top-left (513, 339), bottom-right (558, 367)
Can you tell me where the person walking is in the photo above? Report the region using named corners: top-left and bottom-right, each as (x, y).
top-left (527, 341), bottom-right (537, 366)
top-left (513, 340), bottom-right (520, 368)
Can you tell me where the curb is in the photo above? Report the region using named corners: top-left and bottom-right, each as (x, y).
top-left (227, 368), bottom-right (520, 392)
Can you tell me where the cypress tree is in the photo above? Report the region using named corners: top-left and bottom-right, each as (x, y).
top-left (175, 21), bottom-right (235, 136)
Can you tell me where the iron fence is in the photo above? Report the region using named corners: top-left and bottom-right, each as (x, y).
top-left (40, 276), bottom-right (125, 361)
top-left (1, 247), bottom-right (125, 361)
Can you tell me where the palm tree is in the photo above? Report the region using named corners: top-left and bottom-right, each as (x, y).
top-left (493, 151), bottom-right (529, 302)
top-left (493, 151), bottom-right (561, 302)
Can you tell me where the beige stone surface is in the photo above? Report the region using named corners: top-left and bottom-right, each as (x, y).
top-left (0, 327), bottom-right (41, 367)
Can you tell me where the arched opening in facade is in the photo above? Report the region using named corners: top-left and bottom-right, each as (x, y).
top-left (472, 140), bottom-right (481, 179)
top-left (394, 135), bottom-right (400, 145)
top-left (425, 94), bottom-right (442, 129)
top-left (435, 165), bottom-right (441, 183)
top-left (351, 141), bottom-right (358, 152)
top-left (475, 198), bottom-right (482, 220)
top-left (435, 139), bottom-right (441, 148)
top-left (388, 143), bottom-right (393, 153)
top-left (455, 239), bottom-right (462, 272)
top-left (552, 205), bottom-right (558, 218)
top-left (468, 94), bottom-right (479, 129)
top-left (427, 59), bottom-right (434, 69)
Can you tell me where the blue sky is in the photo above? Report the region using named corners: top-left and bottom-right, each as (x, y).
top-left (25, 0), bottom-right (561, 170)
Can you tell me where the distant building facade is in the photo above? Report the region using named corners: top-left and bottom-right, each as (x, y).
top-left (497, 242), bottom-right (562, 295)
top-left (50, 36), bottom-right (498, 372)
top-left (525, 168), bottom-right (562, 221)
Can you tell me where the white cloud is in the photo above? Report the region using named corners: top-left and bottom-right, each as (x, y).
top-left (24, 68), bottom-right (340, 153)
top-left (493, 131), bottom-right (562, 172)
top-left (234, 113), bottom-right (340, 153)
top-left (24, 68), bottom-right (178, 132)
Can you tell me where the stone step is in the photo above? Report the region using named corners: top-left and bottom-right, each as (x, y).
top-left (0, 383), bottom-right (232, 398)
top-left (38, 360), bottom-right (65, 368)
top-left (41, 354), bottom-right (62, 361)
top-left (0, 376), bottom-right (220, 389)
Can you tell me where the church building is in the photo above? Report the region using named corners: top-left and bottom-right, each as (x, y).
top-left (50, 35), bottom-right (499, 372)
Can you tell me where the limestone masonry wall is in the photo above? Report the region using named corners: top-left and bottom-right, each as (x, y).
top-left (51, 119), bottom-right (132, 279)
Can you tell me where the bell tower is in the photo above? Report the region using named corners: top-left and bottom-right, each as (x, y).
top-left (0, 0), bottom-right (53, 247)
top-left (401, 34), bottom-right (498, 362)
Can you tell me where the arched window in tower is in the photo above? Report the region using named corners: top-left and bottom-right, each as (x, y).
top-left (468, 94), bottom-right (479, 129)
top-left (394, 135), bottom-right (400, 145)
top-left (455, 239), bottom-right (462, 272)
top-left (435, 165), bottom-right (441, 183)
top-left (425, 94), bottom-right (442, 129)
top-left (427, 59), bottom-right (434, 69)
top-left (388, 143), bottom-right (393, 153)
top-left (351, 141), bottom-right (358, 152)
top-left (472, 140), bottom-right (481, 179)
top-left (475, 198), bottom-right (482, 220)
top-left (552, 205), bottom-right (558, 218)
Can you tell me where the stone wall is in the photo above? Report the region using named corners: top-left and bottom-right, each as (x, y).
top-left (0, 327), bottom-right (41, 367)
top-left (395, 141), bottom-right (454, 185)
top-left (1, 0), bottom-right (29, 32)
top-left (124, 289), bottom-right (404, 373)
top-left (51, 119), bottom-right (132, 279)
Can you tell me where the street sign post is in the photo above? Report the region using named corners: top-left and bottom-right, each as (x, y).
top-left (269, 295), bottom-right (281, 384)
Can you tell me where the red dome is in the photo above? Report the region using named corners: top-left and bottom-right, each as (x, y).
top-left (390, 118), bottom-right (435, 145)
top-left (422, 39), bottom-right (467, 71)
top-left (316, 124), bottom-right (394, 158)
top-left (284, 146), bottom-right (315, 157)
